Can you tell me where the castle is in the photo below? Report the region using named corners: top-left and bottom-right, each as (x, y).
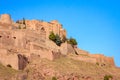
top-left (0, 14), bottom-right (115, 70)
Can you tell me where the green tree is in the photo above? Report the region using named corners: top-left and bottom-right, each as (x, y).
top-left (49, 32), bottom-right (56, 42)
top-left (55, 34), bottom-right (62, 46)
top-left (68, 37), bottom-right (77, 46)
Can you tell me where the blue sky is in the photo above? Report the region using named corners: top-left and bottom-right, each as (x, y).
top-left (0, 0), bottom-right (120, 67)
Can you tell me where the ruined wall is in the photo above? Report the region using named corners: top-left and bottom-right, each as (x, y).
top-left (71, 55), bottom-right (97, 63)
top-left (25, 20), bottom-right (66, 40)
top-left (74, 48), bottom-right (89, 55)
top-left (89, 54), bottom-right (115, 66)
top-left (0, 14), bottom-right (12, 24)
top-left (0, 49), bottom-right (18, 69)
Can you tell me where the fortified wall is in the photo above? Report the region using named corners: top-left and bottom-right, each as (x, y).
top-left (0, 14), bottom-right (115, 70)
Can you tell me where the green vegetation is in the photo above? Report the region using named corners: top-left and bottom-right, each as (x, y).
top-left (67, 37), bottom-right (77, 46)
top-left (104, 75), bottom-right (113, 80)
top-left (49, 32), bottom-right (62, 46)
top-left (49, 32), bottom-right (77, 46)
top-left (52, 76), bottom-right (57, 80)
top-left (0, 63), bottom-right (17, 79)
top-left (55, 34), bottom-right (62, 46)
top-left (49, 32), bottom-right (56, 42)
top-left (96, 62), bottom-right (99, 66)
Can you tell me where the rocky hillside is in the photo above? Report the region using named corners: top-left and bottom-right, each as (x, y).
top-left (0, 54), bottom-right (120, 80)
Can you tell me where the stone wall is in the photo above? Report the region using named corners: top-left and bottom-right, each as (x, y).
top-left (25, 20), bottom-right (66, 40)
top-left (0, 49), bottom-right (18, 69)
top-left (89, 54), bottom-right (115, 66)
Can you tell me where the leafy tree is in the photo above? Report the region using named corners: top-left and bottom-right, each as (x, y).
top-left (49, 32), bottom-right (56, 42)
top-left (68, 37), bottom-right (77, 46)
top-left (55, 34), bottom-right (62, 46)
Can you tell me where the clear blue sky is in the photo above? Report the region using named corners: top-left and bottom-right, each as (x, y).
top-left (0, 0), bottom-right (120, 67)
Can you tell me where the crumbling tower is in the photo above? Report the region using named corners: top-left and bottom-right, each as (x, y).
top-left (0, 14), bottom-right (12, 24)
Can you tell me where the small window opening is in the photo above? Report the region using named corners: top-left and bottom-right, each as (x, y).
top-left (13, 37), bottom-right (16, 39)
top-left (41, 27), bottom-right (45, 31)
top-left (7, 64), bottom-right (12, 68)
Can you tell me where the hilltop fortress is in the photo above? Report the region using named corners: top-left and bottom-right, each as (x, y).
top-left (0, 14), bottom-right (115, 70)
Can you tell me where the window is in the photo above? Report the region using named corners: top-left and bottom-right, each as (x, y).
top-left (13, 37), bottom-right (16, 39)
top-left (41, 27), bottom-right (45, 31)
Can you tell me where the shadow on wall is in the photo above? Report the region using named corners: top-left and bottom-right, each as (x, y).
top-left (18, 54), bottom-right (29, 70)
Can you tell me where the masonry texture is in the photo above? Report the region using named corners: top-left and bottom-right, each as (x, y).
top-left (0, 14), bottom-right (115, 70)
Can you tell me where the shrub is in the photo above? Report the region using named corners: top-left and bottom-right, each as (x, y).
top-left (49, 32), bottom-right (56, 42)
top-left (96, 62), bottom-right (99, 66)
top-left (55, 34), bottom-right (62, 46)
top-left (52, 76), bottom-right (57, 80)
top-left (49, 32), bottom-right (62, 46)
top-left (67, 37), bottom-right (77, 46)
top-left (104, 75), bottom-right (113, 80)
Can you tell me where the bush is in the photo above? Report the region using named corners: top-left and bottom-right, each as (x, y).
top-left (104, 75), bottom-right (113, 80)
top-left (49, 32), bottom-right (62, 46)
top-left (52, 76), bottom-right (57, 80)
top-left (55, 34), bottom-right (62, 46)
top-left (67, 37), bottom-right (77, 46)
top-left (49, 32), bottom-right (56, 42)
top-left (96, 62), bottom-right (99, 66)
